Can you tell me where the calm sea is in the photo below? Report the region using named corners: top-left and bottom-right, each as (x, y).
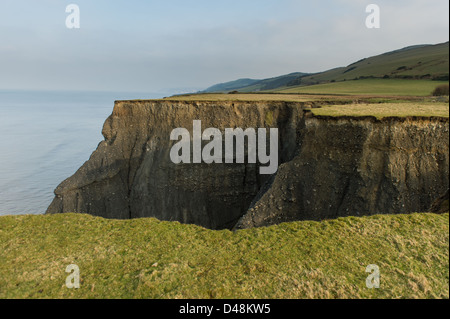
top-left (0, 90), bottom-right (166, 216)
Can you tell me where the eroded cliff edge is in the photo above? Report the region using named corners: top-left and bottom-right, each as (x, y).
top-left (235, 115), bottom-right (449, 228)
top-left (46, 100), bottom-right (449, 230)
top-left (46, 100), bottom-right (302, 229)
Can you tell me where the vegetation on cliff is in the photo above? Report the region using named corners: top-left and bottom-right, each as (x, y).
top-left (310, 101), bottom-right (449, 119)
top-left (1, 213), bottom-right (448, 299)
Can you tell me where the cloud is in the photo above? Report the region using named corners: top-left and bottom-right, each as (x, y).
top-left (0, 0), bottom-right (448, 92)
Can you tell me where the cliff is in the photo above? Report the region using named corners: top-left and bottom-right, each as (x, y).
top-left (47, 100), bottom-right (303, 229)
top-left (235, 115), bottom-right (449, 228)
top-left (46, 99), bottom-right (449, 229)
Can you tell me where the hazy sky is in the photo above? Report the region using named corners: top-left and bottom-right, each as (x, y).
top-left (0, 0), bottom-right (448, 93)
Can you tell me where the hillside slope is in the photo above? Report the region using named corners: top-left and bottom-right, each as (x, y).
top-left (275, 78), bottom-right (449, 96)
top-left (292, 41), bottom-right (449, 86)
top-left (201, 78), bottom-right (260, 93)
top-left (202, 42), bottom-right (449, 93)
top-left (202, 72), bottom-right (308, 93)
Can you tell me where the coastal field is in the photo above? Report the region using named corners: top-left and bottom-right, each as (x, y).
top-left (310, 102), bottom-right (449, 119)
top-left (162, 93), bottom-right (335, 102)
top-left (0, 213), bottom-right (448, 299)
top-left (274, 79), bottom-right (449, 96)
top-left (160, 91), bottom-right (449, 120)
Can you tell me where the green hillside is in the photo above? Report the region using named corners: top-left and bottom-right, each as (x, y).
top-left (201, 42), bottom-right (449, 95)
top-left (202, 72), bottom-right (308, 93)
top-left (236, 72), bottom-right (308, 92)
top-left (276, 79), bottom-right (449, 96)
top-left (291, 42), bottom-right (449, 86)
top-left (0, 213), bottom-right (448, 299)
top-left (202, 78), bottom-right (260, 93)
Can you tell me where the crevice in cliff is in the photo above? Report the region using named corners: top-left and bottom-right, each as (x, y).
top-left (336, 177), bottom-right (351, 219)
top-left (126, 136), bottom-right (139, 219)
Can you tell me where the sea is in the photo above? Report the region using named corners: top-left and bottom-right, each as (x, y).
top-left (0, 90), bottom-right (167, 216)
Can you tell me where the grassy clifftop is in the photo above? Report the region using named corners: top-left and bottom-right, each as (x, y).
top-left (310, 101), bottom-right (449, 119)
top-left (0, 213), bottom-right (448, 299)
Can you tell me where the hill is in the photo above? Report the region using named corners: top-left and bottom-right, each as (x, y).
top-left (201, 42), bottom-right (449, 94)
top-left (201, 72), bottom-right (308, 93)
top-left (201, 78), bottom-right (260, 93)
top-left (0, 213), bottom-right (448, 298)
top-left (275, 78), bottom-right (449, 96)
top-left (290, 41), bottom-right (449, 86)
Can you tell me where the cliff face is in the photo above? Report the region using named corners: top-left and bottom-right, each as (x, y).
top-left (234, 115), bottom-right (449, 228)
top-left (47, 100), bottom-right (449, 230)
top-left (46, 100), bottom-right (303, 229)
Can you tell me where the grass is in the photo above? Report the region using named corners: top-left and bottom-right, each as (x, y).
top-left (0, 213), bottom-right (448, 299)
top-left (294, 42), bottom-right (449, 85)
top-left (202, 43), bottom-right (449, 93)
top-left (275, 79), bottom-right (449, 96)
top-left (160, 93), bottom-right (347, 102)
top-left (310, 102), bottom-right (449, 119)
top-left (155, 92), bottom-right (449, 119)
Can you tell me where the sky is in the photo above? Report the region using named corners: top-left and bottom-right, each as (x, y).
top-left (0, 0), bottom-right (448, 94)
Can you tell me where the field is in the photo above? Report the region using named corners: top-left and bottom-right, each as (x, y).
top-left (310, 102), bottom-right (449, 119)
top-left (274, 79), bottom-right (449, 96)
top-left (0, 213), bottom-right (448, 299)
top-left (162, 93), bottom-right (330, 102)
top-left (145, 90), bottom-right (450, 120)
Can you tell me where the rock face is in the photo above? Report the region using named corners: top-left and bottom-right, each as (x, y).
top-left (47, 100), bottom-right (449, 230)
top-left (430, 189), bottom-right (449, 214)
top-left (46, 100), bottom-right (303, 229)
top-left (234, 115), bottom-right (449, 229)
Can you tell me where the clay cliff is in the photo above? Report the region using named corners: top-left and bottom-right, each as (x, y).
top-left (46, 99), bottom-right (449, 229)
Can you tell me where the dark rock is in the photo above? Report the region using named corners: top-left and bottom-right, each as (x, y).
top-left (430, 189), bottom-right (449, 214)
top-left (46, 100), bottom-right (302, 230)
top-left (234, 116), bottom-right (449, 229)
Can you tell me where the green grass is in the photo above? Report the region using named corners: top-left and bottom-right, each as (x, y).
top-left (311, 102), bottom-right (449, 119)
top-left (162, 93), bottom-right (332, 102)
top-left (202, 42), bottom-right (448, 93)
top-left (0, 213), bottom-right (448, 299)
top-left (295, 42), bottom-right (449, 85)
top-left (275, 79), bottom-right (450, 96)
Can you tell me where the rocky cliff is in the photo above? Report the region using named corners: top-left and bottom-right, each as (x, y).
top-left (47, 99), bottom-right (449, 229)
top-left (235, 115), bottom-right (449, 228)
top-left (46, 100), bottom-right (303, 229)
